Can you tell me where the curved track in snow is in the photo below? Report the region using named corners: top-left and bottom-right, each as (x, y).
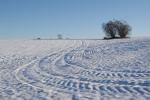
top-left (15, 39), bottom-right (150, 100)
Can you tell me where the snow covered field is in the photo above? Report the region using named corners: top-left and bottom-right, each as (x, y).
top-left (0, 38), bottom-right (150, 100)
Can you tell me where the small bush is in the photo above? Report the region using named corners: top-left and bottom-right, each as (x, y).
top-left (57, 34), bottom-right (63, 39)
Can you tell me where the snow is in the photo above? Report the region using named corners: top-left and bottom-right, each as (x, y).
top-left (0, 38), bottom-right (150, 100)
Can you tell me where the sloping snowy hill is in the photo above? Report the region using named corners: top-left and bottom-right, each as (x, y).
top-left (0, 38), bottom-right (150, 100)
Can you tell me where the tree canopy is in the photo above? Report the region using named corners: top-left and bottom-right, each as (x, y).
top-left (102, 20), bottom-right (132, 39)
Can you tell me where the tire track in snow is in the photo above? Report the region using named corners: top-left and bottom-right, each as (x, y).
top-left (15, 39), bottom-right (150, 99)
top-left (15, 40), bottom-right (95, 99)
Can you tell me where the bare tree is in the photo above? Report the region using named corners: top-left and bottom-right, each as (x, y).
top-left (115, 20), bottom-right (132, 38)
top-left (102, 21), bottom-right (117, 38)
top-left (102, 20), bottom-right (131, 39)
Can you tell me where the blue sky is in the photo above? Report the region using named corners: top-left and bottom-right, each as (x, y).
top-left (0, 0), bottom-right (150, 39)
